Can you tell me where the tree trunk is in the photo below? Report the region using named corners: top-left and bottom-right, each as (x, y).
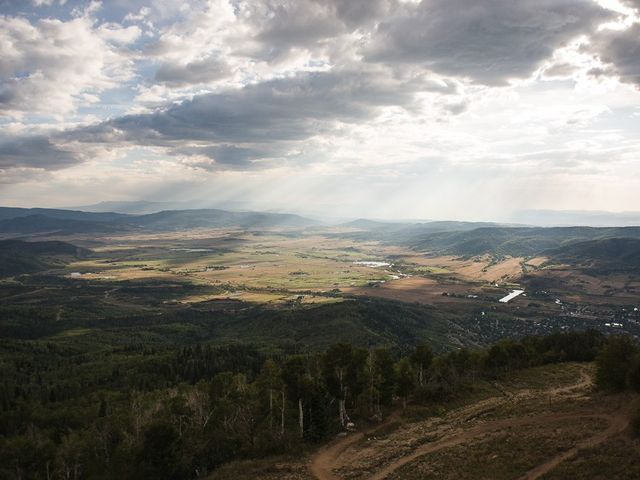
top-left (280, 389), bottom-right (285, 436)
top-left (339, 398), bottom-right (350, 427)
top-left (269, 388), bottom-right (273, 433)
top-left (298, 398), bottom-right (304, 438)
top-left (419, 364), bottom-right (424, 387)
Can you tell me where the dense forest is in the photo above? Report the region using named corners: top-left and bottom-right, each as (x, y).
top-left (2, 329), bottom-right (635, 480)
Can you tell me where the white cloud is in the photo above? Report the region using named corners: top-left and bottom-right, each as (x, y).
top-left (0, 12), bottom-right (138, 118)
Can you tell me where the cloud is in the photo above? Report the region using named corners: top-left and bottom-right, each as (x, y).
top-left (33, 67), bottom-right (426, 170)
top-left (591, 24), bottom-right (640, 88)
top-left (364, 0), bottom-right (611, 85)
top-left (241, 0), bottom-right (392, 60)
top-left (154, 54), bottom-right (230, 87)
top-left (0, 12), bottom-right (138, 117)
top-left (621, 0), bottom-right (640, 9)
top-left (0, 135), bottom-right (76, 170)
top-left (141, 0), bottom-right (393, 91)
top-left (173, 144), bottom-right (274, 170)
top-left (134, 0), bottom-right (243, 91)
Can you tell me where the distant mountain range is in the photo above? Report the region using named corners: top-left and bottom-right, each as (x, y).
top-left (70, 201), bottom-right (190, 215)
top-left (0, 214), bottom-right (128, 235)
top-left (512, 209), bottom-right (640, 227)
top-left (0, 207), bottom-right (318, 235)
top-left (0, 207), bottom-right (128, 223)
top-left (120, 209), bottom-right (317, 230)
top-left (408, 226), bottom-right (640, 258)
top-left (69, 200), bottom-right (263, 215)
top-left (1, 206), bottom-right (640, 270)
top-left (341, 218), bottom-right (506, 233)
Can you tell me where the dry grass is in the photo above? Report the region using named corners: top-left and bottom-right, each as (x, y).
top-left (541, 436), bottom-right (640, 480)
top-left (525, 257), bottom-right (548, 267)
top-left (394, 254), bottom-right (525, 282)
top-left (343, 276), bottom-right (477, 305)
top-left (387, 417), bottom-right (608, 480)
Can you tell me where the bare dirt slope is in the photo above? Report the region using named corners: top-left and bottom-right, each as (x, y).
top-left (309, 364), bottom-right (636, 480)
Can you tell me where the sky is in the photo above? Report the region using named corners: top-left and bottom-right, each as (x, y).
top-left (0, 0), bottom-right (639, 221)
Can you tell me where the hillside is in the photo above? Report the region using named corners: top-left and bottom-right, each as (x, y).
top-left (0, 214), bottom-right (128, 235)
top-left (336, 220), bottom-right (505, 244)
top-left (546, 237), bottom-right (640, 272)
top-left (408, 226), bottom-right (640, 257)
top-left (0, 239), bottom-right (89, 275)
top-left (70, 200), bottom-right (184, 214)
top-left (0, 207), bottom-right (130, 222)
top-left (210, 362), bottom-right (639, 480)
top-left (194, 298), bottom-right (464, 351)
top-left (120, 209), bottom-right (318, 230)
top-left (0, 206), bottom-right (317, 234)
top-left (309, 364), bottom-right (636, 480)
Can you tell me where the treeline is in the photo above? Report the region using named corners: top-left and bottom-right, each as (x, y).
top-left (595, 335), bottom-right (640, 392)
top-left (0, 330), bottom-right (615, 480)
top-left (594, 335), bottom-right (640, 438)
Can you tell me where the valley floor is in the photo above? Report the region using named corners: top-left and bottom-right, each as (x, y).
top-left (209, 363), bottom-right (639, 480)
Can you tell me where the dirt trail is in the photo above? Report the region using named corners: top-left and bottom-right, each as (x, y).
top-left (309, 412), bottom-right (400, 480)
top-left (367, 412), bottom-right (620, 480)
top-left (517, 409), bottom-right (629, 480)
top-left (309, 365), bottom-right (625, 480)
top-left (545, 368), bottom-right (592, 396)
top-left (309, 432), bottom-right (357, 480)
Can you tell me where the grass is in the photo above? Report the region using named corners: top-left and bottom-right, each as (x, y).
top-left (502, 362), bottom-right (593, 390)
top-left (205, 455), bottom-right (313, 480)
top-left (52, 328), bottom-right (92, 338)
top-left (62, 233), bottom-right (399, 302)
top-left (388, 417), bottom-right (608, 480)
top-left (399, 265), bottom-right (451, 275)
top-left (541, 436), bottom-right (640, 480)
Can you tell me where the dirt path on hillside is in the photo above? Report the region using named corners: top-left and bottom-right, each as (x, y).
top-left (309, 432), bottom-right (357, 480)
top-left (545, 368), bottom-right (592, 396)
top-left (309, 411), bottom-right (401, 480)
top-left (309, 365), bottom-right (625, 480)
top-left (367, 411), bottom-right (622, 480)
top-left (517, 409), bottom-right (629, 480)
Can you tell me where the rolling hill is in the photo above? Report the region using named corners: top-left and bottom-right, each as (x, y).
top-left (0, 207), bottom-right (318, 234)
top-left (546, 237), bottom-right (640, 272)
top-left (0, 207), bottom-right (130, 222)
top-left (117, 209), bottom-right (318, 230)
top-left (0, 239), bottom-right (89, 275)
top-left (0, 214), bottom-right (129, 235)
top-left (408, 226), bottom-right (640, 257)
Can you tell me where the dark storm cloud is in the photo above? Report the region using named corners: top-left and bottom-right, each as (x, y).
top-left (154, 55), bottom-right (231, 87)
top-left (244, 0), bottom-right (393, 60)
top-left (592, 24), bottom-right (640, 88)
top-left (364, 0), bottom-right (611, 85)
top-left (174, 144), bottom-right (274, 169)
top-left (56, 68), bottom-right (422, 168)
top-left (0, 135), bottom-right (76, 170)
